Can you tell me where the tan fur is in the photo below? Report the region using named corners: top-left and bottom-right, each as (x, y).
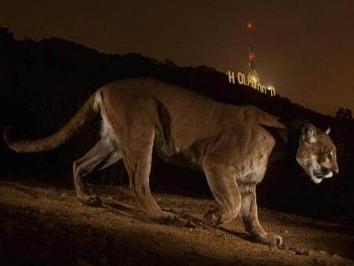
top-left (296, 123), bottom-right (339, 184)
top-left (3, 95), bottom-right (97, 152)
top-left (3, 77), bottom-right (338, 246)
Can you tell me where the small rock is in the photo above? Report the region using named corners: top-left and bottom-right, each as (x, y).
top-left (223, 234), bottom-right (230, 240)
top-left (185, 221), bottom-right (196, 228)
top-left (61, 192), bottom-right (68, 198)
top-left (216, 232), bottom-right (223, 238)
top-left (293, 248), bottom-right (310, 256)
top-left (319, 250), bottom-right (328, 255)
top-left (284, 230), bottom-right (289, 234)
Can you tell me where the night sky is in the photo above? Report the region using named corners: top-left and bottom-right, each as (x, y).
top-left (1, 0), bottom-right (353, 115)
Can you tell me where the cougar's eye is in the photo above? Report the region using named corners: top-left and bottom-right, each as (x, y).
top-left (325, 150), bottom-right (332, 159)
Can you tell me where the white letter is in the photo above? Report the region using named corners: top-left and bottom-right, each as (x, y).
top-left (267, 86), bottom-right (276, 96)
top-left (227, 70), bottom-right (235, 84)
top-left (237, 72), bottom-right (244, 85)
top-left (260, 85), bottom-right (266, 93)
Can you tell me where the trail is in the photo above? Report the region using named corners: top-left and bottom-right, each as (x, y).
top-left (0, 179), bottom-right (353, 266)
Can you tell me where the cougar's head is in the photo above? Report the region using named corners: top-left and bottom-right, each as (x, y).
top-left (296, 123), bottom-right (339, 184)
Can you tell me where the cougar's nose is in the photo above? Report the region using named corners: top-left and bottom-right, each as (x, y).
top-left (333, 166), bottom-right (339, 174)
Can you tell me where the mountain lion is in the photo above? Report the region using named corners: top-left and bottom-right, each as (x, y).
top-left (4, 78), bottom-right (339, 246)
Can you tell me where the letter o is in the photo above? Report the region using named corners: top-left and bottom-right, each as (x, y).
top-left (237, 72), bottom-right (244, 85)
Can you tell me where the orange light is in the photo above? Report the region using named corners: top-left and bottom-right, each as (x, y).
top-left (246, 22), bottom-right (255, 31)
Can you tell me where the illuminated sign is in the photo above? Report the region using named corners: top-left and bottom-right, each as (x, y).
top-left (226, 70), bottom-right (276, 96)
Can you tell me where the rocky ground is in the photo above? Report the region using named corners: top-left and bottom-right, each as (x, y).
top-left (0, 178), bottom-right (353, 266)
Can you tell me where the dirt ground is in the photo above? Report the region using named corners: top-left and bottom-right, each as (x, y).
top-left (0, 178), bottom-right (353, 266)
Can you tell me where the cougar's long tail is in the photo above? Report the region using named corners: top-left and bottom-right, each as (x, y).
top-left (3, 91), bottom-right (101, 153)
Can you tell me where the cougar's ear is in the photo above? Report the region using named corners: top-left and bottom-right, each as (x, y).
top-left (325, 127), bottom-right (330, 135)
top-left (301, 123), bottom-right (317, 144)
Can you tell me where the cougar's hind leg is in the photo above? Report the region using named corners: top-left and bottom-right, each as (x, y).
top-left (202, 157), bottom-right (242, 225)
top-left (73, 137), bottom-right (122, 206)
top-left (121, 126), bottom-right (175, 221)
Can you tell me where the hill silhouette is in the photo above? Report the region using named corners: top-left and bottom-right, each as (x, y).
top-left (0, 27), bottom-right (353, 222)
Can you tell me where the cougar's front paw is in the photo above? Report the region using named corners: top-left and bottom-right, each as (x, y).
top-left (257, 233), bottom-right (283, 247)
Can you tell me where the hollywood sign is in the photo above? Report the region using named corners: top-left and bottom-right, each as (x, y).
top-left (226, 70), bottom-right (276, 96)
